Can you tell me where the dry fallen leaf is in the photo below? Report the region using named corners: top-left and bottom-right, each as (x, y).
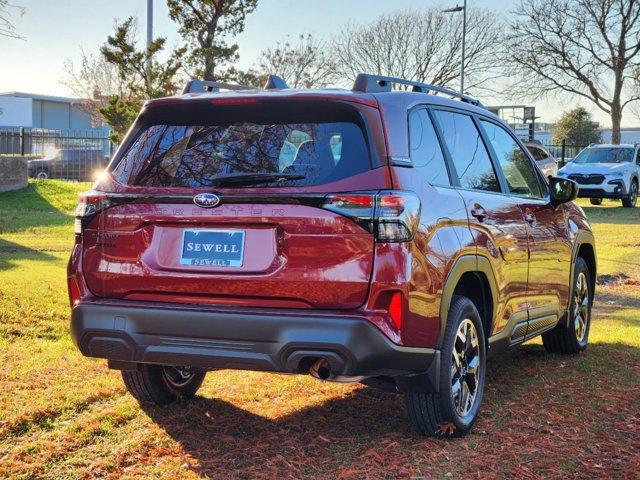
top-left (436, 422), bottom-right (456, 436)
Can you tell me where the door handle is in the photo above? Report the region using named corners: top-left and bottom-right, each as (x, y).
top-left (470, 205), bottom-right (487, 221)
top-left (524, 212), bottom-right (536, 225)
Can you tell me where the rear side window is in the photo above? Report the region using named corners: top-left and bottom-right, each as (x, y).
top-left (481, 120), bottom-right (542, 198)
top-left (527, 146), bottom-right (548, 161)
top-left (433, 110), bottom-right (500, 192)
top-left (409, 108), bottom-right (450, 186)
top-left (112, 110), bottom-right (371, 188)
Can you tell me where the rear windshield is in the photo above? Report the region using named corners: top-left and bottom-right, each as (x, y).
top-left (572, 147), bottom-right (633, 164)
top-left (111, 106), bottom-right (372, 188)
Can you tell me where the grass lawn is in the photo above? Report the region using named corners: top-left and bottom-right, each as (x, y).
top-left (1, 182), bottom-right (638, 479)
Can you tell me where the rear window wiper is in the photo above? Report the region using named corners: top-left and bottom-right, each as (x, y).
top-left (211, 173), bottom-right (306, 187)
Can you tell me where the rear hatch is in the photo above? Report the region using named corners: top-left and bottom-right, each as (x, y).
top-left (80, 96), bottom-right (390, 309)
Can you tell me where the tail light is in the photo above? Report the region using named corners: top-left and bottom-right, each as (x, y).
top-left (74, 191), bottom-right (113, 235)
top-left (322, 190), bottom-right (420, 242)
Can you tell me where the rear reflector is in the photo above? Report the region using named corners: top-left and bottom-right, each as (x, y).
top-left (68, 277), bottom-right (81, 308)
top-left (388, 291), bottom-right (404, 330)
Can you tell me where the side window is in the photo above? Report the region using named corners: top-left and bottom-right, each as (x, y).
top-left (528, 146), bottom-right (547, 161)
top-left (409, 108), bottom-right (450, 186)
top-left (432, 110), bottom-right (500, 192)
top-left (480, 120), bottom-right (542, 198)
top-left (636, 149), bottom-right (640, 165)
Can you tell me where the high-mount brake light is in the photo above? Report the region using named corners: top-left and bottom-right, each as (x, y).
top-left (322, 191), bottom-right (420, 243)
top-left (74, 191), bottom-right (113, 235)
top-left (210, 97), bottom-right (260, 106)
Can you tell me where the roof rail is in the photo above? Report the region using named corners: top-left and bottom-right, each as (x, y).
top-left (352, 74), bottom-right (483, 107)
top-left (182, 75), bottom-right (289, 94)
top-left (264, 75), bottom-right (289, 90)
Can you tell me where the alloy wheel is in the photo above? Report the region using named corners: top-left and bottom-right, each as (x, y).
top-left (630, 183), bottom-right (638, 206)
top-left (451, 319), bottom-right (481, 417)
top-left (574, 272), bottom-right (590, 342)
top-left (162, 366), bottom-right (195, 388)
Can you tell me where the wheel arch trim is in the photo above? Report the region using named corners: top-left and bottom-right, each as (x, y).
top-left (566, 231), bottom-right (596, 327)
top-left (438, 255), bottom-right (499, 346)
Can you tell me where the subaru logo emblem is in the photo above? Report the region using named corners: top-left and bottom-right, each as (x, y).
top-left (193, 193), bottom-right (221, 208)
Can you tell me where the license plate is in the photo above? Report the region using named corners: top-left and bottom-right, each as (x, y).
top-left (180, 229), bottom-right (245, 267)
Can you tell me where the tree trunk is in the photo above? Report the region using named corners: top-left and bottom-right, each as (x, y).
top-left (203, 55), bottom-right (215, 81)
top-left (610, 104), bottom-right (622, 144)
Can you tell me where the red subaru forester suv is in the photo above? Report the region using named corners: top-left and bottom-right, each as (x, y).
top-left (69, 74), bottom-right (596, 436)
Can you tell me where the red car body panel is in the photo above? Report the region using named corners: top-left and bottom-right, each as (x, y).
top-left (81, 201), bottom-right (375, 309)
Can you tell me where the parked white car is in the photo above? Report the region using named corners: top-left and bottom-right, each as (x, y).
top-left (557, 143), bottom-right (639, 207)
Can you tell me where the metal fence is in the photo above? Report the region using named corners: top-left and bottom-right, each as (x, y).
top-left (0, 128), bottom-right (114, 182)
top-left (539, 140), bottom-right (585, 167)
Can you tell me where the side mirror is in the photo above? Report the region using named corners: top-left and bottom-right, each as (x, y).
top-left (549, 177), bottom-right (578, 206)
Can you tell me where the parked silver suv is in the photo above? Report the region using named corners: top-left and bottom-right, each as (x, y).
top-left (524, 141), bottom-right (558, 178)
top-left (557, 143), bottom-right (639, 207)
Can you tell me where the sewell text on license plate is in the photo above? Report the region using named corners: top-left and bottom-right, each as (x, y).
top-left (180, 229), bottom-right (245, 267)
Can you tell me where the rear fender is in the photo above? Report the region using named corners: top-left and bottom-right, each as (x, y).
top-left (437, 255), bottom-right (499, 347)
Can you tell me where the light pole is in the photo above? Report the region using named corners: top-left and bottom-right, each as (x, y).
top-left (146, 0), bottom-right (153, 50)
top-left (443, 0), bottom-right (467, 94)
top-left (146, 0), bottom-right (153, 69)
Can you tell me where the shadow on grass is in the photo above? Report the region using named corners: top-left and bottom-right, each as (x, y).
top-left (141, 341), bottom-right (639, 478)
top-left (0, 238), bottom-right (57, 270)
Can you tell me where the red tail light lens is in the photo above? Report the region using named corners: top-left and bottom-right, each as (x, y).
top-left (388, 291), bottom-right (404, 330)
top-left (322, 194), bottom-right (375, 232)
top-left (74, 191), bottom-right (113, 235)
top-left (322, 190), bottom-right (420, 242)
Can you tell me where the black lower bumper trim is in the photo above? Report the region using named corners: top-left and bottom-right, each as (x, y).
top-left (577, 187), bottom-right (627, 199)
top-left (71, 302), bottom-right (439, 381)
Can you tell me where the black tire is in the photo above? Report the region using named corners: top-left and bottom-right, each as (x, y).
top-left (542, 257), bottom-right (592, 354)
top-left (121, 364), bottom-right (206, 405)
top-left (404, 295), bottom-right (486, 437)
top-left (622, 180), bottom-right (637, 208)
top-left (35, 169), bottom-right (49, 180)
top-left (589, 198), bottom-right (603, 206)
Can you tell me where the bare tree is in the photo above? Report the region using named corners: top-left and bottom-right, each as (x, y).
top-left (331, 8), bottom-right (503, 92)
top-left (61, 49), bottom-right (124, 99)
top-left (60, 49), bottom-right (126, 126)
top-left (258, 34), bottom-right (335, 88)
top-left (0, 0), bottom-right (24, 39)
top-left (505, 0), bottom-right (640, 144)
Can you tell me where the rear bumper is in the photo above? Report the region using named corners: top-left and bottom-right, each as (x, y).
top-left (70, 301), bottom-right (439, 383)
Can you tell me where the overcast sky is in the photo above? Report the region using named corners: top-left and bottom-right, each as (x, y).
top-left (0, 0), bottom-right (637, 127)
